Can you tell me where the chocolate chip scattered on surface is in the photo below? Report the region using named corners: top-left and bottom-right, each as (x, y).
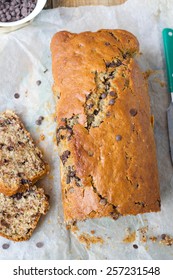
top-left (35, 116), bottom-right (44, 126)
top-left (14, 93), bottom-right (20, 99)
top-left (36, 80), bottom-right (41, 86)
top-left (36, 242), bottom-right (44, 248)
top-left (2, 243), bottom-right (10, 249)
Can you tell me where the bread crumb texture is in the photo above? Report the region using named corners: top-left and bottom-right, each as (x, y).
top-left (0, 186), bottom-right (49, 241)
top-left (0, 111), bottom-right (48, 196)
top-left (51, 29), bottom-right (161, 223)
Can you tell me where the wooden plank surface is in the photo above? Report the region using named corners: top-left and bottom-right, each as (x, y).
top-left (53, 0), bottom-right (126, 7)
top-left (45, 0), bottom-right (126, 8)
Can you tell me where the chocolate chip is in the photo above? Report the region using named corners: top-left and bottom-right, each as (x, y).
top-left (7, 146), bottom-right (14, 151)
top-left (0, 143), bottom-right (4, 149)
top-left (114, 59), bottom-right (122, 67)
top-left (130, 108), bottom-right (137, 116)
top-left (133, 244), bottom-right (138, 249)
top-left (68, 170), bottom-right (76, 177)
top-left (15, 193), bottom-right (23, 200)
top-left (105, 42), bottom-right (110, 46)
top-left (36, 116), bottom-right (44, 125)
top-left (109, 99), bottom-right (116, 105)
top-left (94, 109), bottom-right (99, 115)
top-left (110, 212), bottom-right (119, 220)
top-left (1, 219), bottom-right (10, 228)
top-left (21, 7), bottom-right (27, 17)
top-left (18, 141), bottom-right (25, 147)
top-left (68, 187), bottom-right (74, 193)
top-left (2, 243), bottom-right (10, 250)
top-left (66, 175), bottom-right (71, 184)
top-left (14, 93), bottom-right (20, 99)
top-left (60, 150), bottom-right (70, 165)
top-left (99, 198), bottom-right (107, 206)
top-left (75, 177), bottom-right (81, 187)
top-left (36, 80), bottom-right (41, 86)
top-left (36, 242), bottom-right (44, 248)
top-left (87, 115), bottom-right (94, 124)
top-left (101, 93), bottom-right (107, 99)
top-left (106, 60), bottom-right (122, 68)
top-left (56, 126), bottom-right (73, 144)
top-left (116, 135), bottom-right (122, 141)
top-left (0, 0), bottom-right (37, 23)
top-left (106, 111), bottom-right (111, 117)
top-left (161, 234), bottom-right (166, 240)
top-left (123, 52), bottom-right (129, 59)
top-left (87, 103), bottom-right (94, 109)
top-left (109, 91), bottom-right (117, 97)
top-left (21, 178), bottom-right (29, 185)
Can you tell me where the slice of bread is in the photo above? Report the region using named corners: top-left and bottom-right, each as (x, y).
top-left (0, 186), bottom-right (49, 241)
top-left (0, 111), bottom-right (49, 196)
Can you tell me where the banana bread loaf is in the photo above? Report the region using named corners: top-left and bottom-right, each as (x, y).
top-left (0, 111), bottom-right (49, 196)
top-left (51, 29), bottom-right (161, 223)
top-left (0, 185), bottom-right (49, 241)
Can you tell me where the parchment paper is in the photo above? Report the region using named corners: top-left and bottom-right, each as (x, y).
top-left (0, 0), bottom-right (173, 260)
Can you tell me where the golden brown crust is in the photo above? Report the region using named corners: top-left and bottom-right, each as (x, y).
top-left (51, 29), bottom-right (160, 222)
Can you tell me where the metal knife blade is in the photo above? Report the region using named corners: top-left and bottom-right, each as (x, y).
top-left (162, 28), bottom-right (173, 163)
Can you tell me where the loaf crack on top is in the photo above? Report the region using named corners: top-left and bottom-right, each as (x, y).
top-left (51, 29), bottom-right (161, 223)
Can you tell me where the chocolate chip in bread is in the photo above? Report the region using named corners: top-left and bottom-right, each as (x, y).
top-left (0, 111), bottom-right (49, 196)
top-left (0, 185), bottom-right (49, 241)
top-left (51, 29), bottom-right (161, 223)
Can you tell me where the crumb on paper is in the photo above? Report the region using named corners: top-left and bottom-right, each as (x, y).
top-left (138, 226), bottom-right (148, 243)
top-left (145, 245), bottom-right (149, 251)
top-left (143, 69), bottom-right (156, 79)
top-left (149, 236), bottom-right (157, 243)
top-left (66, 221), bottom-right (79, 232)
top-left (45, 112), bottom-right (56, 123)
top-left (153, 77), bottom-right (166, 87)
top-left (123, 228), bottom-right (136, 243)
top-left (159, 234), bottom-right (173, 246)
top-left (78, 233), bottom-right (104, 249)
top-left (150, 115), bottom-right (154, 128)
top-left (71, 224), bottom-right (79, 232)
top-left (91, 230), bottom-right (96, 235)
top-left (40, 134), bottom-right (45, 141)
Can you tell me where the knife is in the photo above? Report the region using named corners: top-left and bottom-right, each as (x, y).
top-left (162, 28), bottom-right (173, 163)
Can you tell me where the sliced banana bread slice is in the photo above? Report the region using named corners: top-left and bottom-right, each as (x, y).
top-left (0, 186), bottom-right (49, 241)
top-left (0, 111), bottom-right (49, 196)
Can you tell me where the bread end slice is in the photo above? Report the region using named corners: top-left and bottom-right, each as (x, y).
top-left (0, 185), bottom-right (49, 241)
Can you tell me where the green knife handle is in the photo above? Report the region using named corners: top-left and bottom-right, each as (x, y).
top-left (162, 28), bottom-right (173, 93)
